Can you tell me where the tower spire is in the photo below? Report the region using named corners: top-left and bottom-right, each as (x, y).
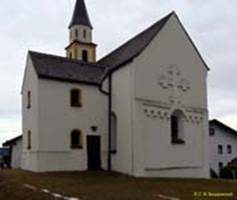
top-left (66, 0), bottom-right (97, 62)
top-left (69, 0), bottom-right (93, 29)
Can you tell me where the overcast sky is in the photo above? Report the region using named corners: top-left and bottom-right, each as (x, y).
top-left (0, 0), bottom-right (236, 146)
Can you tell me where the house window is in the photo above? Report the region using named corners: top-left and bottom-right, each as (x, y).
top-left (111, 112), bottom-right (117, 154)
top-left (218, 162), bottom-right (224, 173)
top-left (27, 91), bottom-right (31, 109)
top-left (69, 52), bottom-right (72, 58)
top-left (218, 145), bottom-right (223, 154)
top-left (171, 110), bottom-right (185, 144)
top-left (83, 29), bottom-right (86, 38)
top-left (71, 130), bottom-right (83, 149)
top-left (70, 89), bottom-right (82, 107)
top-left (227, 145), bottom-right (232, 154)
top-left (27, 130), bottom-right (31, 150)
top-left (82, 50), bottom-right (88, 62)
top-left (209, 128), bottom-right (215, 136)
top-left (75, 29), bottom-right (78, 37)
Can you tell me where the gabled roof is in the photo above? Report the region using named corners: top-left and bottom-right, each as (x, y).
top-left (69, 0), bottom-right (93, 29)
top-left (98, 11), bottom-right (209, 73)
top-left (97, 12), bottom-right (173, 71)
top-left (209, 119), bottom-right (237, 137)
top-left (3, 135), bottom-right (22, 147)
top-left (29, 51), bottom-right (106, 85)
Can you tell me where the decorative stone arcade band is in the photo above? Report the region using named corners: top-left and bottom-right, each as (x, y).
top-left (143, 106), bottom-right (203, 124)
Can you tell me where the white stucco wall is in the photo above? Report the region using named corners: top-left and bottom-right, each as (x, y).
top-left (209, 123), bottom-right (237, 175)
top-left (22, 56), bottom-right (40, 170)
top-left (70, 25), bottom-right (92, 44)
top-left (35, 79), bottom-right (108, 172)
top-left (22, 54), bottom-right (108, 172)
top-left (130, 13), bottom-right (209, 178)
top-left (11, 139), bottom-right (23, 169)
top-left (110, 64), bottom-right (135, 175)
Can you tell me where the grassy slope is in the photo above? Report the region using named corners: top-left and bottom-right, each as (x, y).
top-left (0, 170), bottom-right (237, 200)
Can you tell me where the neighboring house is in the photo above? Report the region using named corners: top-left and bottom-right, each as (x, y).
top-left (21, 0), bottom-right (210, 178)
top-left (3, 136), bottom-right (23, 169)
top-left (0, 147), bottom-right (10, 168)
top-left (209, 119), bottom-right (237, 175)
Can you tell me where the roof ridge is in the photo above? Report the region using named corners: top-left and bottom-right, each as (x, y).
top-left (210, 119), bottom-right (237, 135)
top-left (98, 11), bottom-right (174, 66)
top-left (29, 50), bottom-right (106, 69)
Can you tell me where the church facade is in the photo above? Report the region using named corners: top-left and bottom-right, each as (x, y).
top-left (22, 0), bottom-right (210, 178)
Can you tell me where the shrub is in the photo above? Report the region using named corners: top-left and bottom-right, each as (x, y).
top-left (210, 169), bottom-right (218, 178)
top-left (220, 167), bottom-right (234, 179)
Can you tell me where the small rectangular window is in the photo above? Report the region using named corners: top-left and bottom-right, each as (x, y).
top-left (70, 89), bottom-right (82, 107)
top-left (83, 30), bottom-right (86, 38)
top-left (218, 145), bottom-right (223, 154)
top-left (218, 162), bottom-right (223, 173)
top-left (27, 91), bottom-right (31, 109)
top-left (209, 128), bottom-right (215, 136)
top-left (227, 145), bottom-right (232, 154)
top-left (27, 130), bottom-right (31, 150)
top-left (71, 130), bottom-right (83, 149)
top-left (75, 29), bottom-right (78, 37)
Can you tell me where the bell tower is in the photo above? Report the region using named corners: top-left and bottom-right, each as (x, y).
top-left (66, 0), bottom-right (97, 62)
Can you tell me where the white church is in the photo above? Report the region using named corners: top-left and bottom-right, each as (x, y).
top-left (21, 0), bottom-right (210, 178)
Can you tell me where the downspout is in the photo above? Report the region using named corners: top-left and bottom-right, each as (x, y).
top-left (98, 74), bottom-right (112, 171)
top-left (108, 74), bottom-right (112, 171)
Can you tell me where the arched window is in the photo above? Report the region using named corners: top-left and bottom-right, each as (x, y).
top-left (83, 29), bottom-right (86, 38)
top-left (70, 89), bottom-right (82, 107)
top-left (82, 50), bottom-right (88, 62)
top-left (75, 29), bottom-right (78, 37)
top-left (171, 110), bottom-right (185, 144)
top-left (71, 130), bottom-right (83, 149)
top-left (27, 91), bottom-right (31, 109)
top-left (27, 130), bottom-right (31, 150)
top-left (111, 112), bottom-right (117, 153)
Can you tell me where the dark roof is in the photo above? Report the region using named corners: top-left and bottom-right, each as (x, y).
top-left (69, 0), bottom-right (93, 29)
top-left (209, 119), bottom-right (237, 137)
top-left (29, 51), bottom-right (106, 85)
top-left (3, 135), bottom-right (22, 147)
top-left (98, 11), bottom-right (209, 73)
top-left (97, 12), bottom-right (173, 71)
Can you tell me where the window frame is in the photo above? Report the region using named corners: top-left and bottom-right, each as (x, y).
top-left (83, 29), bottom-right (86, 38)
top-left (82, 50), bottom-right (88, 62)
top-left (111, 112), bottom-right (117, 154)
top-left (218, 145), bottom-right (223, 154)
top-left (27, 130), bottom-right (31, 150)
top-left (227, 145), bottom-right (232, 154)
top-left (70, 129), bottom-right (83, 149)
top-left (27, 90), bottom-right (31, 109)
top-left (171, 110), bottom-right (185, 145)
top-left (209, 127), bottom-right (215, 136)
top-left (70, 89), bottom-right (82, 107)
top-left (75, 29), bottom-right (79, 37)
top-left (218, 162), bottom-right (224, 173)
